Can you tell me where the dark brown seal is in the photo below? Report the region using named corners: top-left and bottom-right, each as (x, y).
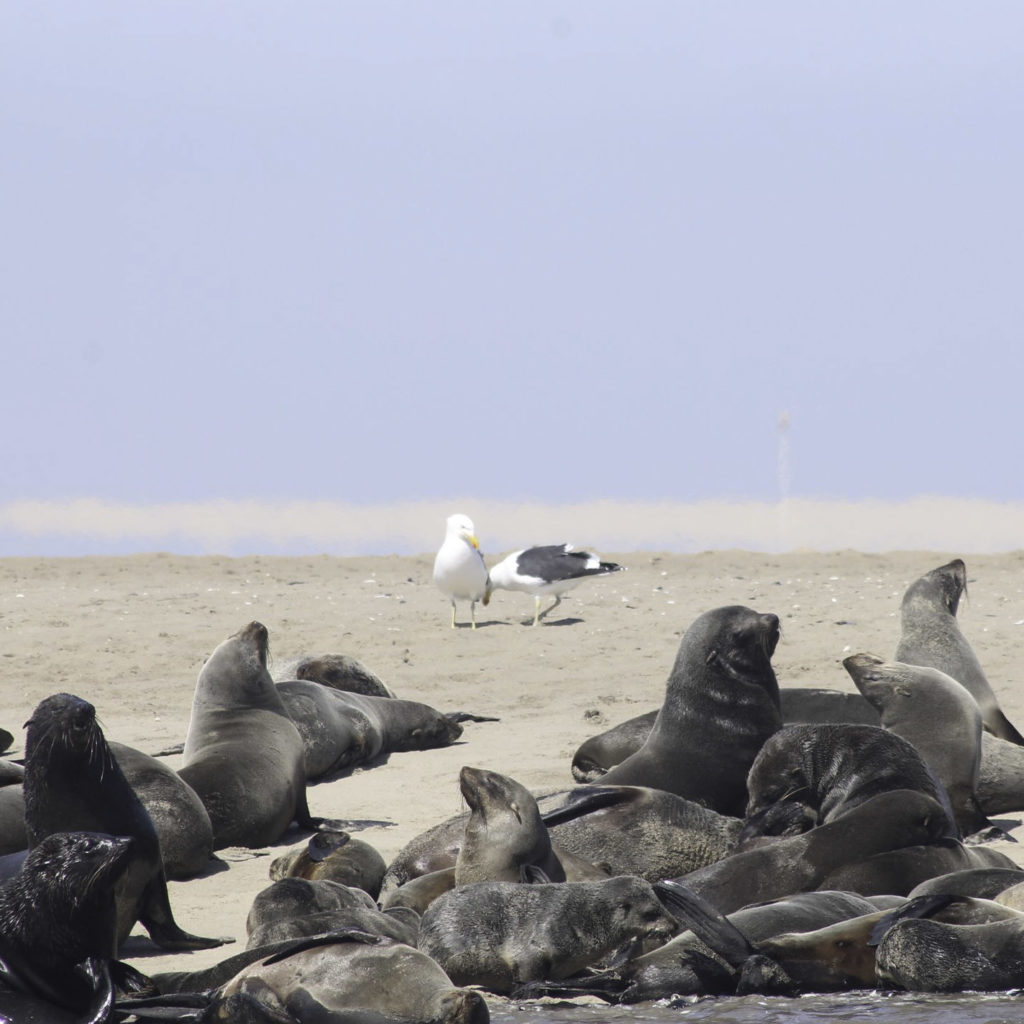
top-left (0, 832), bottom-right (152, 1019)
top-left (741, 723), bottom-right (959, 843)
top-left (597, 605), bottom-right (782, 815)
top-left (22, 692), bottom-right (224, 952)
top-left (269, 830), bottom-right (387, 899)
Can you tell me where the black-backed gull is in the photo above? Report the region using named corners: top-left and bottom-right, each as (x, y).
top-left (432, 513), bottom-right (492, 629)
top-left (485, 544), bottom-right (623, 625)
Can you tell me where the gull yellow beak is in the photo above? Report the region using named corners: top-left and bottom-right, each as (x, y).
top-left (468, 534), bottom-right (480, 550)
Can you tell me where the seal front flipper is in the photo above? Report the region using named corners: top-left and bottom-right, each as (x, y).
top-left (137, 874), bottom-right (233, 951)
top-left (540, 786), bottom-right (634, 828)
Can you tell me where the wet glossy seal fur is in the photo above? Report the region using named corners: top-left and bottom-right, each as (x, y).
top-left (0, 832), bottom-right (153, 1019)
top-left (22, 693), bottom-right (223, 952)
top-left (597, 605), bottom-right (782, 815)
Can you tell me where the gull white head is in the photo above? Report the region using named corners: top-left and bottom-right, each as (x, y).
top-left (445, 513), bottom-right (480, 551)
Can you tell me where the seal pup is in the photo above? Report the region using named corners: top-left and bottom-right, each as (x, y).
top-left (0, 832), bottom-right (153, 1020)
top-left (485, 544), bottom-right (624, 625)
top-left (277, 679), bottom-right (463, 780)
top-left (418, 875), bottom-right (677, 995)
top-left (433, 513), bottom-right (491, 629)
top-left (597, 605), bottom-right (782, 815)
top-left (269, 829), bottom-right (387, 898)
top-left (844, 653), bottom-right (997, 837)
top-left (741, 723), bottom-right (959, 843)
top-left (895, 557), bottom-right (1024, 744)
top-left (179, 621), bottom-right (343, 849)
top-left (22, 693), bottom-right (224, 952)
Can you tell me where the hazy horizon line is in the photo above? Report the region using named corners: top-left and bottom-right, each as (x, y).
top-left (1, 497), bottom-right (1021, 558)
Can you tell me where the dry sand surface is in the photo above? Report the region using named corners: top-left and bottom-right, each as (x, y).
top-left (3, 549), bottom-right (1024, 980)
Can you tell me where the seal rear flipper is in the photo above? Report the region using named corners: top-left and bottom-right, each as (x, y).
top-left (260, 928), bottom-right (383, 966)
top-left (540, 787), bottom-right (634, 828)
top-left (113, 991), bottom-right (213, 1022)
top-left (867, 894), bottom-right (960, 946)
top-left (653, 880), bottom-right (756, 966)
top-left (138, 874), bottom-right (233, 951)
top-left (445, 712), bottom-right (501, 723)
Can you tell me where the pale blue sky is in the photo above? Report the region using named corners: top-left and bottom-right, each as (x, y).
top-left (4, 2), bottom-right (1024, 518)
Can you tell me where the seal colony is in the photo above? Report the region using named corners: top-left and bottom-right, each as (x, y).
top-left (3, 551), bottom-right (1024, 1019)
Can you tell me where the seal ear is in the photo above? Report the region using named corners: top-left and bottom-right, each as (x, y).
top-left (706, 649), bottom-right (718, 666)
top-left (509, 801), bottom-right (523, 825)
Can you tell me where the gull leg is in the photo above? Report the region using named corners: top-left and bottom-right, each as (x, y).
top-left (450, 601), bottom-right (457, 629)
top-left (532, 596), bottom-right (541, 627)
top-left (470, 599), bottom-right (477, 630)
top-left (537, 595), bottom-right (562, 622)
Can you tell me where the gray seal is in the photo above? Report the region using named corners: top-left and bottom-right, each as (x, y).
top-left (276, 679), bottom-right (462, 780)
top-left (22, 692), bottom-right (224, 952)
top-left (741, 723), bottom-right (959, 843)
top-left (844, 653), bottom-right (995, 836)
top-left (597, 605), bottom-right (782, 815)
top-left (179, 621), bottom-right (338, 849)
top-left (145, 933), bottom-right (489, 1023)
top-left (269, 829), bottom-right (386, 899)
top-left (895, 557), bottom-right (1024, 745)
top-left (418, 874), bottom-right (677, 995)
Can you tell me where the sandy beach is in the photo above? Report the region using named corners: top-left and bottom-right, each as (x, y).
top-left (3, 548), bottom-right (1024, 981)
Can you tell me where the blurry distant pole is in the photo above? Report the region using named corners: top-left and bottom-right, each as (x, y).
top-left (777, 411), bottom-right (791, 551)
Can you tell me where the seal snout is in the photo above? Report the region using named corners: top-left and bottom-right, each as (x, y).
top-left (760, 613), bottom-right (781, 656)
top-left (235, 621), bottom-right (270, 665)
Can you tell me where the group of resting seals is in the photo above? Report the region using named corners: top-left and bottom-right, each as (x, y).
top-left (3, 555), bottom-right (1024, 1020)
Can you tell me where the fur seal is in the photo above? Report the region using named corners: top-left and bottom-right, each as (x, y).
top-left (269, 829), bottom-right (387, 898)
top-left (137, 932), bottom-right (490, 1023)
top-left (0, 784), bottom-right (26, 857)
top-left (597, 605), bottom-right (782, 815)
top-left (670, 789), bottom-right (952, 915)
top-left (895, 557), bottom-right (1024, 745)
top-left (108, 740), bottom-right (214, 880)
top-left (741, 723), bottom-right (959, 843)
top-left (456, 767), bottom-right (606, 886)
top-left (179, 621), bottom-right (341, 849)
top-left (380, 785), bottom-right (741, 900)
top-left (246, 878), bottom-right (417, 948)
top-left (277, 679), bottom-right (462, 780)
top-left (571, 687), bottom-right (880, 783)
top-left (908, 867), bottom-right (1024, 901)
top-left (876, 912), bottom-right (1024, 992)
top-left (290, 652), bottom-right (396, 697)
top-left (605, 889), bottom-right (889, 1002)
top-left (22, 693), bottom-right (224, 952)
top-left (418, 875), bottom-right (677, 994)
top-left (0, 832), bottom-right (154, 1019)
top-left (844, 653), bottom-right (995, 836)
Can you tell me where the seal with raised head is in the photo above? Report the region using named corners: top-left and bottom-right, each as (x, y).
top-left (741, 723), bottom-right (959, 843)
top-left (0, 831), bottom-right (154, 1020)
top-left (844, 653), bottom-right (995, 837)
top-left (597, 605), bottom-right (782, 815)
top-left (179, 621), bottom-right (339, 849)
top-left (895, 557), bottom-right (1024, 745)
top-left (22, 693), bottom-right (224, 952)
top-left (418, 874), bottom-right (677, 995)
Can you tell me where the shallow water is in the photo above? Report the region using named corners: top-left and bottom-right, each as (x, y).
top-left (489, 991), bottom-right (1024, 1024)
